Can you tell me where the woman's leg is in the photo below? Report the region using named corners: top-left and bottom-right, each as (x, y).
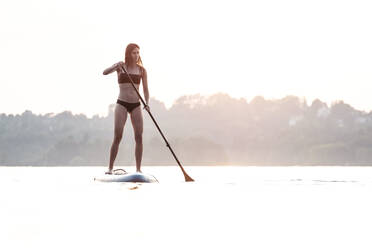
top-left (130, 105), bottom-right (143, 172)
top-left (108, 104), bottom-right (128, 172)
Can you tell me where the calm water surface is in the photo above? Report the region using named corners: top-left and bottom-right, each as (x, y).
top-left (1, 165), bottom-right (371, 248)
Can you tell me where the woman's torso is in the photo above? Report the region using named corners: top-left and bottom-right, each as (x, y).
top-left (117, 63), bottom-right (142, 103)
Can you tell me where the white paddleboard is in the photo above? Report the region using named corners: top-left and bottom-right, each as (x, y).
top-left (94, 171), bottom-right (158, 183)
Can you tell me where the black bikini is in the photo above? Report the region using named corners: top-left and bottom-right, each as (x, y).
top-left (116, 64), bottom-right (142, 113)
top-left (116, 99), bottom-right (141, 113)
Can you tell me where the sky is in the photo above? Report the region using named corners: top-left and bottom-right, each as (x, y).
top-left (1, 0), bottom-right (371, 118)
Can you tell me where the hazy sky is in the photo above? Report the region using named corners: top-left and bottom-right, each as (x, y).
top-left (1, 0), bottom-right (371, 117)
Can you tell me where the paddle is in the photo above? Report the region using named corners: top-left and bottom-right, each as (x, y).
top-left (119, 63), bottom-right (194, 182)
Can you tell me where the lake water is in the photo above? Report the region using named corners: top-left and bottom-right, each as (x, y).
top-left (1, 165), bottom-right (371, 248)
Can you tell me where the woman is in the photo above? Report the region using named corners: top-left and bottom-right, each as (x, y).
top-left (102, 43), bottom-right (150, 174)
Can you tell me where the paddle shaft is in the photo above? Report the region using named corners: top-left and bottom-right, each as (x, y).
top-left (119, 64), bottom-right (194, 182)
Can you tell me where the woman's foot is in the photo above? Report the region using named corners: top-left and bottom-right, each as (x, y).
top-left (113, 168), bottom-right (127, 174)
top-left (105, 168), bottom-right (128, 175)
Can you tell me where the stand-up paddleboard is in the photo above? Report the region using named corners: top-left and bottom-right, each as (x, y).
top-left (94, 171), bottom-right (159, 183)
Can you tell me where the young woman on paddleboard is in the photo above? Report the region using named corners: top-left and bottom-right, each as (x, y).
top-left (102, 43), bottom-right (150, 174)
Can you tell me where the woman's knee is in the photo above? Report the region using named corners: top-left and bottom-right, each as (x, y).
top-left (134, 132), bottom-right (143, 144)
top-left (113, 132), bottom-right (123, 143)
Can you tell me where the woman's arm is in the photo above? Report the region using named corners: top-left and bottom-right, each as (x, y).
top-left (103, 61), bottom-right (123, 75)
top-left (142, 67), bottom-right (150, 105)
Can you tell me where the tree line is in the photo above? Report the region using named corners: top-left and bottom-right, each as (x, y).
top-left (1, 93), bottom-right (372, 166)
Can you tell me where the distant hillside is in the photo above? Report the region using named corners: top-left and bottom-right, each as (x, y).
top-left (1, 93), bottom-right (372, 166)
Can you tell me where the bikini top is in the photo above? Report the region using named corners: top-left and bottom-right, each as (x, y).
top-left (118, 64), bottom-right (142, 85)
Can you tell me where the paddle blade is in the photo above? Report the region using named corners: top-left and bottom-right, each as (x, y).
top-left (184, 173), bottom-right (194, 182)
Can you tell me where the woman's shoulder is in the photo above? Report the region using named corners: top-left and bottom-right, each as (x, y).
top-left (137, 64), bottom-right (147, 76)
top-left (138, 64), bottom-right (147, 74)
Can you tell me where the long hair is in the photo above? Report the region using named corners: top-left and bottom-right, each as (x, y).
top-left (124, 43), bottom-right (143, 68)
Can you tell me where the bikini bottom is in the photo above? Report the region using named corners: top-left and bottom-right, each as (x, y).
top-left (116, 99), bottom-right (141, 113)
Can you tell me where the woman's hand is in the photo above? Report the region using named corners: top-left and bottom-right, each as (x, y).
top-left (103, 61), bottom-right (124, 75)
top-left (116, 61), bottom-right (124, 72)
top-left (143, 104), bottom-right (150, 112)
